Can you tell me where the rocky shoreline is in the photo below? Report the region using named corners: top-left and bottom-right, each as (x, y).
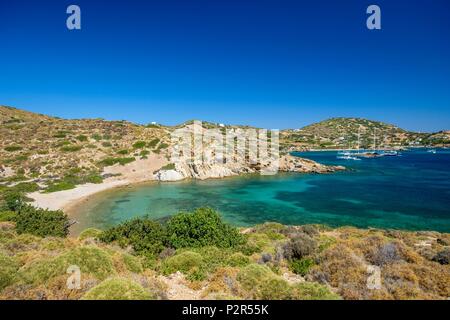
top-left (155, 154), bottom-right (345, 181)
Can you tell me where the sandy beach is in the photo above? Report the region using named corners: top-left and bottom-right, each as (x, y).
top-left (28, 154), bottom-right (168, 214)
top-left (29, 179), bottom-right (132, 213)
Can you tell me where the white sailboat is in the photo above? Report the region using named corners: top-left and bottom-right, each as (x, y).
top-left (381, 131), bottom-right (400, 156)
top-left (337, 128), bottom-right (362, 160)
top-left (359, 128), bottom-right (383, 158)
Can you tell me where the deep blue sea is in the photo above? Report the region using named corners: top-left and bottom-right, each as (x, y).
top-left (72, 149), bottom-right (450, 233)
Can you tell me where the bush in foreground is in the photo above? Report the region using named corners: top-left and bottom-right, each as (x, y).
top-left (82, 278), bottom-right (154, 300)
top-left (237, 263), bottom-right (339, 300)
top-left (100, 218), bottom-right (167, 257)
top-left (78, 228), bottom-right (102, 240)
top-left (1, 191), bottom-right (26, 211)
top-left (289, 257), bottom-right (315, 276)
top-left (20, 246), bottom-right (116, 285)
top-left (166, 208), bottom-right (244, 249)
top-left (15, 205), bottom-right (69, 237)
top-left (283, 232), bottom-right (317, 260)
top-left (0, 211), bottom-right (16, 222)
top-left (0, 253), bottom-right (19, 290)
top-left (161, 251), bottom-right (204, 276)
top-left (44, 181), bottom-right (76, 193)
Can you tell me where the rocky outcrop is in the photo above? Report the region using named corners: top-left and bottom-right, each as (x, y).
top-left (279, 154), bottom-right (345, 173)
top-left (154, 169), bottom-right (185, 181)
top-left (0, 166), bottom-right (14, 178)
top-left (155, 155), bottom-right (344, 181)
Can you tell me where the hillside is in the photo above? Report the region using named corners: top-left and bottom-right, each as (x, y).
top-left (0, 106), bottom-right (343, 193)
top-left (280, 117), bottom-right (444, 150)
top-left (0, 105), bottom-right (172, 186)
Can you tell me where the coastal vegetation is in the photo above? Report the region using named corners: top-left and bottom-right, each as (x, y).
top-left (0, 203), bottom-right (448, 300)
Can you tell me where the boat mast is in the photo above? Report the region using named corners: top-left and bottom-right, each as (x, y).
top-left (357, 126), bottom-right (361, 153)
top-left (373, 129), bottom-right (377, 151)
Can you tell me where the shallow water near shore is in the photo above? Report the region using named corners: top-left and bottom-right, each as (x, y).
top-left (71, 149), bottom-right (450, 234)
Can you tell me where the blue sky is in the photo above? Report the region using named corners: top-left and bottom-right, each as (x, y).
top-left (0, 0), bottom-right (449, 132)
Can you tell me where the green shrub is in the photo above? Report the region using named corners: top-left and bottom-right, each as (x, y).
top-left (162, 246), bottom-right (246, 279)
top-left (237, 263), bottom-right (274, 291)
top-left (60, 145), bottom-right (82, 152)
top-left (239, 233), bottom-right (271, 254)
top-left (20, 246), bottom-right (116, 284)
top-left (76, 135), bottom-right (88, 142)
top-left (53, 131), bottom-right (68, 138)
top-left (237, 242), bottom-right (261, 256)
top-left (161, 251), bottom-right (204, 275)
top-left (147, 138), bottom-right (160, 148)
top-left (132, 141), bottom-right (146, 149)
top-left (157, 143), bottom-right (169, 150)
top-left (99, 157), bottom-right (135, 167)
top-left (291, 282), bottom-right (341, 300)
top-left (15, 205), bottom-right (69, 237)
top-left (1, 191), bottom-right (26, 211)
top-left (82, 278), bottom-right (154, 300)
top-left (227, 252), bottom-right (250, 267)
top-left (4, 145), bottom-right (22, 152)
top-left (166, 208), bottom-right (245, 249)
top-left (191, 246), bottom-right (233, 274)
top-left (237, 263), bottom-right (339, 300)
top-left (78, 228), bottom-right (102, 240)
top-left (0, 211), bottom-right (16, 222)
top-left (102, 142), bottom-right (112, 147)
top-left (44, 181), bottom-right (76, 193)
top-left (259, 277), bottom-right (293, 299)
top-left (139, 150), bottom-right (150, 158)
top-left (237, 263), bottom-right (289, 299)
top-left (289, 257), bottom-right (315, 276)
top-left (91, 133), bottom-right (102, 141)
top-left (85, 174), bottom-right (103, 184)
top-left (254, 222), bottom-right (286, 240)
top-left (117, 149), bottom-right (129, 155)
top-left (10, 182), bottom-right (39, 193)
top-left (121, 254), bottom-right (144, 273)
top-left (100, 218), bottom-right (167, 257)
top-left (56, 140), bottom-right (71, 147)
top-left (318, 235), bottom-right (337, 252)
top-left (0, 252), bottom-right (19, 290)
top-left (14, 155), bottom-right (29, 162)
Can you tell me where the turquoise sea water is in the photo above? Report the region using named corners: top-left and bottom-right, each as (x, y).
top-left (72, 149), bottom-right (450, 233)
